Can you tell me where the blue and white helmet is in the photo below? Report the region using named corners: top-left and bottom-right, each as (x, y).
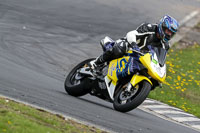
top-left (158, 15), bottom-right (179, 42)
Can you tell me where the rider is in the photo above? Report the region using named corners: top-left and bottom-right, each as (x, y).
top-left (89, 15), bottom-right (179, 77)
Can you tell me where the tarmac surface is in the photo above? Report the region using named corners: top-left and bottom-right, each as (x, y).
top-left (0, 0), bottom-right (200, 132)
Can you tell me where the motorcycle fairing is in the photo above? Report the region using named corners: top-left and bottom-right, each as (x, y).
top-left (105, 49), bottom-right (166, 100)
top-left (130, 74), bottom-right (152, 87)
top-left (105, 76), bottom-right (116, 100)
top-left (106, 52), bottom-right (149, 100)
top-left (107, 56), bottom-right (131, 82)
top-left (106, 55), bottom-right (134, 100)
top-left (139, 53), bottom-right (166, 83)
top-left (105, 73), bottom-right (153, 100)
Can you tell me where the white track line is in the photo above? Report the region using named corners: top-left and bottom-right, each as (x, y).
top-left (191, 125), bottom-right (200, 130)
top-left (179, 10), bottom-right (199, 25)
top-left (143, 99), bottom-right (156, 103)
top-left (171, 9), bottom-right (199, 45)
top-left (171, 117), bottom-right (200, 122)
top-left (142, 105), bottom-right (182, 110)
top-left (153, 110), bottom-right (193, 116)
top-left (142, 105), bottom-right (170, 108)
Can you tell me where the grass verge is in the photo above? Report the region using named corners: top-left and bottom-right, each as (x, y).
top-left (149, 42), bottom-right (200, 118)
top-left (0, 97), bottom-right (106, 133)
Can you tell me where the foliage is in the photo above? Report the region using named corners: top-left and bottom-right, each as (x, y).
top-left (149, 43), bottom-right (200, 118)
top-left (0, 97), bottom-right (104, 133)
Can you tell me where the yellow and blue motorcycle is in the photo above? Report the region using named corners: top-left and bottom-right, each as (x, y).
top-left (65, 43), bottom-right (167, 112)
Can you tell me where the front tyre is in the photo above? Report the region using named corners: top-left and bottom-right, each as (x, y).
top-left (113, 81), bottom-right (151, 112)
top-left (64, 58), bottom-right (95, 97)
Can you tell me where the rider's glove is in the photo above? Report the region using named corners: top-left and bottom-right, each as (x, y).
top-left (129, 42), bottom-right (140, 51)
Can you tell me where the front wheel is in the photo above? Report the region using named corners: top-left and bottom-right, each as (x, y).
top-left (64, 58), bottom-right (95, 97)
top-left (113, 80), bottom-right (151, 112)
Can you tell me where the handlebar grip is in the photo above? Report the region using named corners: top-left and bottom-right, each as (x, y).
top-left (132, 49), bottom-right (144, 56)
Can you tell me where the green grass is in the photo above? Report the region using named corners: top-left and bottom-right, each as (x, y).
top-left (149, 43), bottom-right (200, 118)
top-left (0, 97), bottom-right (105, 133)
top-left (196, 22), bottom-right (200, 28)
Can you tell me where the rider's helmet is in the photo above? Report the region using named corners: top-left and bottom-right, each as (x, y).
top-left (158, 15), bottom-right (179, 42)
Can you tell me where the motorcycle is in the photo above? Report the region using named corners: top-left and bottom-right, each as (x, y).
top-left (64, 37), bottom-right (167, 112)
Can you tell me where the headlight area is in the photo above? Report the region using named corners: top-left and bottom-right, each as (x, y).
top-left (151, 63), bottom-right (166, 78)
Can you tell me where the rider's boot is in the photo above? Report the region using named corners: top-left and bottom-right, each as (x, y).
top-left (89, 55), bottom-right (105, 73)
top-left (89, 45), bottom-right (114, 72)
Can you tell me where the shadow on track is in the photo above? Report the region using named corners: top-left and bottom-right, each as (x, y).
top-left (54, 90), bottom-right (116, 111)
top-left (78, 97), bottom-right (114, 110)
top-left (54, 90), bottom-right (143, 117)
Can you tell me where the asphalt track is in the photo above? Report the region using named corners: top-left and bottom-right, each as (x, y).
top-left (0, 0), bottom-right (200, 133)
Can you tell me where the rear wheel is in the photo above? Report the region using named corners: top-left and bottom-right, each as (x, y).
top-left (113, 80), bottom-right (151, 112)
top-left (64, 58), bottom-right (95, 97)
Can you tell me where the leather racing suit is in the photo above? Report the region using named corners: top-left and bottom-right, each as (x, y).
top-left (93, 23), bottom-right (170, 78)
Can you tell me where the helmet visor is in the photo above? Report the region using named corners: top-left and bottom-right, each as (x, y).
top-left (164, 28), bottom-right (174, 36)
top-left (163, 27), bottom-right (175, 40)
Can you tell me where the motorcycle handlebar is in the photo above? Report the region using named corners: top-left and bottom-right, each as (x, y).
top-left (132, 49), bottom-right (144, 56)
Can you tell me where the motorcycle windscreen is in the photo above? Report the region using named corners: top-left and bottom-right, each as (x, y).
top-left (154, 47), bottom-right (167, 67)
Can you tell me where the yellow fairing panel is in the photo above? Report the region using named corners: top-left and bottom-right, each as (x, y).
top-left (130, 74), bottom-right (152, 87)
top-left (139, 53), bottom-right (166, 83)
top-left (107, 59), bottom-right (118, 82)
top-left (107, 56), bottom-right (130, 82)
